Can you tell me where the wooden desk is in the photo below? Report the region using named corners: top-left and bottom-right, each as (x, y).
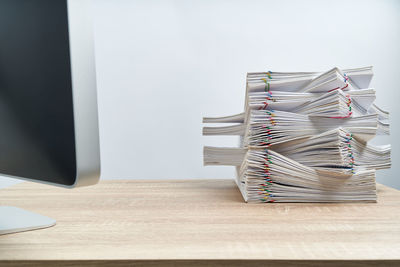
top-left (0, 179), bottom-right (399, 266)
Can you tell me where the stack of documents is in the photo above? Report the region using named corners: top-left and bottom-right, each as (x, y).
top-left (203, 66), bottom-right (391, 203)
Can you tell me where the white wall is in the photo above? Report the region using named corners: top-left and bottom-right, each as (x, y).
top-left (1, 0), bottom-right (399, 189)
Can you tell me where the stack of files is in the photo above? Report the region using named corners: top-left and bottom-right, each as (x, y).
top-left (204, 147), bottom-right (377, 202)
top-left (240, 149), bottom-right (377, 203)
top-left (204, 128), bottom-right (391, 172)
top-left (248, 88), bottom-right (376, 117)
top-left (203, 66), bottom-right (391, 203)
top-left (203, 66), bottom-right (388, 125)
top-left (203, 110), bottom-right (388, 144)
top-left (246, 66), bottom-right (371, 93)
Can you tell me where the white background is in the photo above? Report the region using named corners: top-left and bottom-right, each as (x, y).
top-left (1, 0), bottom-right (399, 189)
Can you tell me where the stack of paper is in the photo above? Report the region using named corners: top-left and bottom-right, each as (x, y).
top-left (203, 66), bottom-right (391, 203)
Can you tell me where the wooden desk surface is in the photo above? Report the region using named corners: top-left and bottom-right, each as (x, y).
top-left (0, 179), bottom-right (399, 266)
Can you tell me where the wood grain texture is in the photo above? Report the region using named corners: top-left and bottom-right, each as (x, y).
top-left (0, 179), bottom-right (399, 266)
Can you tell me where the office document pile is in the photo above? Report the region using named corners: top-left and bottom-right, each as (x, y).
top-left (203, 67), bottom-right (391, 202)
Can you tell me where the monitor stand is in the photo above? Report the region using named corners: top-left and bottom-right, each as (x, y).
top-left (0, 206), bottom-right (56, 235)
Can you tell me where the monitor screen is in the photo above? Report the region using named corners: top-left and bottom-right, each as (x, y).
top-left (0, 0), bottom-right (77, 185)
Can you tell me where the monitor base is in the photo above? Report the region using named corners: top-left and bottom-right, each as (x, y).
top-left (0, 206), bottom-right (56, 235)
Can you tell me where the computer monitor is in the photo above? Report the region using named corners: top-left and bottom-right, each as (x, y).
top-left (0, 0), bottom-right (100, 234)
